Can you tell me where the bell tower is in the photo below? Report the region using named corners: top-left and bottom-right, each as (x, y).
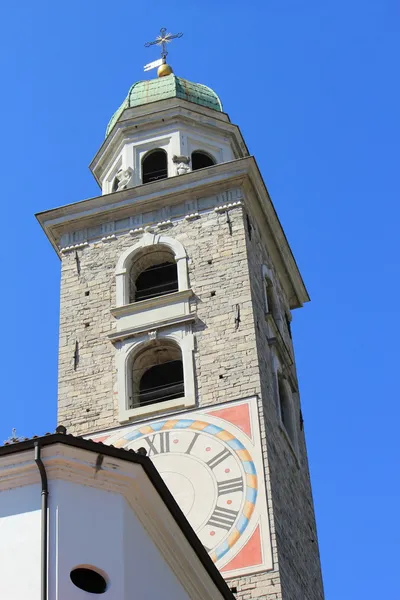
top-left (37, 38), bottom-right (324, 600)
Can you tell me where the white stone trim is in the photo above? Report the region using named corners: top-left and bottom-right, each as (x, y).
top-left (101, 234), bottom-right (116, 242)
top-left (57, 188), bottom-right (243, 250)
top-left (115, 232), bottom-right (189, 307)
top-left (157, 219), bottom-right (173, 229)
top-left (214, 200), bottom-right (243, 213)
top-left (116, 324), bottom-right (195, 422)
top-left (104, 154), bottom-right (123, 195)
top-left (185, 212), bottom-right (200, 221)
top-left (110, 289), bottom-right (193, 339)
top-left (60, 241), bottom-right (88, 253)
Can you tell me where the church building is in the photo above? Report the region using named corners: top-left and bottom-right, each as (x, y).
top-left (35, 30), bottom-right (325, 599)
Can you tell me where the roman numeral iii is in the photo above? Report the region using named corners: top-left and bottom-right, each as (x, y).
top-left (217, 477), bottom-right (244, 495)
top-left (207, 506), bottom-right (238, 531)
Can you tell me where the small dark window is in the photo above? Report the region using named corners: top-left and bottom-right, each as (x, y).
top-left (191, 151), bottom-right (215, 171)
top-left (278, 377), bottom-right (291, 433)
top-left (139, 359), bottom-right (184, 406)
top-left (285, 313), bottom-right (292, 339)
top-left (135, 261), bottom-right (178, 302)
top-left (246, 214), bottom-right (252, 240)
top-left (70, 567), bottom-right (107, 594)
top-left (142, 149), bottom-right (168, 184)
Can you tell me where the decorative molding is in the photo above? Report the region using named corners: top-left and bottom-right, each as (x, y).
top-left (214, 200), bottom-right (243, 213)
top-left (60, 241), bottom-right (89, 253)
top-left (185, 212), bottom-right (200, 221)
top-left (101, 234), bottom-right (116, 242)
top-left (116, 325), bottom-right (196, 423)
top-left (157, 219), bottom-right (173, 229)
top-left (58, 188), bottom-right (243, 250)
top-left (108, 314), bottom-right (196, 343)
top-left (111, 289), bottom-right (193, 318)
top-left (113, 166), bottom-right (134, 191)
top-left (115, 233), bottom-right (189, 308)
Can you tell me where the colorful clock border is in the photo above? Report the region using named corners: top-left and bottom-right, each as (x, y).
top-left (104, 417), bottom-right (258, 563)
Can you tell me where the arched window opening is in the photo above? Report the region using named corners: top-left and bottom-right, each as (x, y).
top-left (142, 149), bottom-right (168, 184)
top-left (131, 342), bottom-right (184, 408)
top-left (278, 376), bottom-right (296, 447)
top-left (129, 246), bottom-right (178, 303)
top-left (191, 151), bottom-right (215, 171)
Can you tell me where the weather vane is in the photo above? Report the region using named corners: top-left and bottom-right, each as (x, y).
top-left (143, 27), bottom-right (183, 74)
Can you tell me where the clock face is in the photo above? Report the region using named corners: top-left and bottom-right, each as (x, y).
top-left (123, 420), bottom-right (257, 562)
top-left (90, 399), bottom-right (272, 576)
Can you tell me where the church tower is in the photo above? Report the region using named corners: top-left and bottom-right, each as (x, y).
top-left (37, 33), bottom-right (324, 600)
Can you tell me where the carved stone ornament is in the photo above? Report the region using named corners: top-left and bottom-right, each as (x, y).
top-left (173, 155), bottom-right (191, 176)
top-left (148, 330), bottom-right (158, 341)
top-left (115, 167), bottom-right (134, 191)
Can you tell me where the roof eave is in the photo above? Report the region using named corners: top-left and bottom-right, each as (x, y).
top-left (0, 433), bottom-right (235, 600)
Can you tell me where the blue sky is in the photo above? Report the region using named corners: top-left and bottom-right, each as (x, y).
top-left (1, 1), bottom-right (399, 597)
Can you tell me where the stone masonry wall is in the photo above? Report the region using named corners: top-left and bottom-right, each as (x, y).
top-left (58, 197), bottom-right (323, 599)
top-left (243, 209), bottom-right (325, 600)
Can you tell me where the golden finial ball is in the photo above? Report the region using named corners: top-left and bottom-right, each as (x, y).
top-left (158, 63), bottom-right (173, 77)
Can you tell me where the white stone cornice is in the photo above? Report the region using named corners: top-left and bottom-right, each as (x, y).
top-left (111, 289), bottom-right (193, 318)
top-left (108, 313), bottom-right (196, 343)
top-left (37, 157), bottom-right (308, 307)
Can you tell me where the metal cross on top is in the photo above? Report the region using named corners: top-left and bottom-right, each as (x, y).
top-left (4, 428), bottom-right (23, 444)
top-left (144, 27), bottom-right (183, 60)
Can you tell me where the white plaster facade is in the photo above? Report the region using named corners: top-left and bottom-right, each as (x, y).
top-left (0, 439), bottom-right (234, 600)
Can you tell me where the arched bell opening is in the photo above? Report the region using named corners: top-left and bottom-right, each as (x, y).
top-left (191, 151), bottom-right (215, 171)
top-left (129, 245), bottom-right (178, 303)
top-left (142, 149), bottom-right (168, 184)
top-left (131, 341), bottom-right (184, 408)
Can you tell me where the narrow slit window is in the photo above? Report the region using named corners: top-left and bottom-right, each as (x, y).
top-left (278, 375), bottom-right (296, 448)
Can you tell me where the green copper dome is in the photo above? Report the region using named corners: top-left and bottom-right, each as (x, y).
top-left (106, 74), bottom-right (223, 136)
